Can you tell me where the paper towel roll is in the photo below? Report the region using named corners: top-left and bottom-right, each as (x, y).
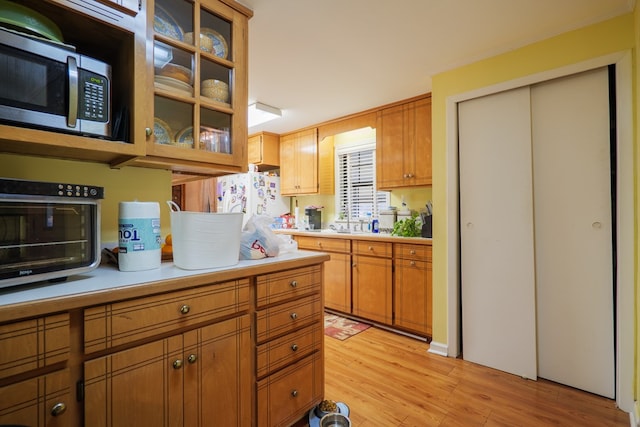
top-left (118, 201), bottom-right (161, 272)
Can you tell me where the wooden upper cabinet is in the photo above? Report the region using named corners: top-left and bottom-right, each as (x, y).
top-left (96, 0), bottom-right (141, 15)
top-left (280, 128), bottom-right (318, 195)
top-left (376, 95), bottom-right (432, 189)
top-left (115, 0), bottom-right (252, 177)
top-left (248, 131), bottom-right (280, 170)
top-left (0, 0), bottom-right (147, 163)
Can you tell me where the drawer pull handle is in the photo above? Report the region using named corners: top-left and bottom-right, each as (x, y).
top-left (51, 402), bottom-right (67, 417)
top-left (410, 250), bottom-right (416, 255)
top-left (180, 305), bottom-right (190, 315)
top-left (290, 312), bottom-right (298, 320)
top-left (410, 261), bottom-right (416, 266)
top-left (317, 242), bottom-right (322, 247)
top-left (291, 344), bottom-right (299, 351)
top-left (290, 280), bottom-right (298, 288)
top-left (368, 246), bottom-right (373, 251)
top-left (188, 354), bottom-right (197, 364)
top-left (291, 390), bottom-right (298, 397)
top-left (173, 359), bottom-right (183, 369)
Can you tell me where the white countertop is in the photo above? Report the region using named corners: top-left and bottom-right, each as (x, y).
top-left (0, 250), bottom-right (326, 309)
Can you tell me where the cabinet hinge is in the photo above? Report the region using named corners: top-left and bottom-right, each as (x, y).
top-left (76, 380), bottom-right (85, 402)
top-left (138, 0), bottom-right (142, 11)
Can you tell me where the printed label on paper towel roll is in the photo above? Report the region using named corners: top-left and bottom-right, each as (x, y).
top-left (118, 218), bottom-right (161, 253)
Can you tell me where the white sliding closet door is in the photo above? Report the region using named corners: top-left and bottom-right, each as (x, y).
top-left (532, 67), bottom-right (614, 398)
top-left (459, 87), bottom-right (537, 380)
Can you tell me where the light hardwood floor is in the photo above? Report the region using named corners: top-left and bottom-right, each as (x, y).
top-left (322, 326), bottom-right (629, 427)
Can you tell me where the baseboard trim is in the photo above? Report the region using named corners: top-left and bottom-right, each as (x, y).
top-left (629, 401), bottom-right (639, 427)
top-left (428, 341), bottom-right (448, 357)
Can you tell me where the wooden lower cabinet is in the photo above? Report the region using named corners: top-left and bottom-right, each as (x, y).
top-left (257, 352), bottom-right (323, 426)
top-left (295, 236), bottom-right (351, 313)
top-left (0, 313), bottom-right (71, 427)
top-left (394, 244), bottom-right (433, 336)
top-left (293, 234), bottom-right (432, 338)
top-left (255, 265), bottom-right (324, 426)
top-left (84, 315), bottom-right (252, 427)
top-left (0, 368), bottom-right (71, 427)
top-left (352, 241), bottom-right (393, 324)
top-left (0, 258), bottom-right (327, 427)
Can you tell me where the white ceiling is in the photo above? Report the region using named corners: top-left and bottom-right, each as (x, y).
top-left (240, 0), bottom-right (633, 135)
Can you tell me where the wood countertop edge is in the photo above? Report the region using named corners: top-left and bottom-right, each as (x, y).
top-left (0, 252), bottom-right (330, 324)
top-left (277, 230), bottom-right (433, 245)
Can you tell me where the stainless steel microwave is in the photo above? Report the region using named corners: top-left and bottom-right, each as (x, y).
top-left (0, 27), bottom-right (111, 138)
top-left (0, 178), bottom-right (104, 289)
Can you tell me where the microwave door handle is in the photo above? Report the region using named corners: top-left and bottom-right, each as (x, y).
top-left (67, 56), bottom-right (78, 128)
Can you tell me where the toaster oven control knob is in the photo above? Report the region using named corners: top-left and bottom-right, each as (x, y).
top-left (51, 402), bottom-right (67, 417)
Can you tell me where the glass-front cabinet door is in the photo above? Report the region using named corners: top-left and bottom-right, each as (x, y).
top-left (143, 0), bottom-right (250, 176)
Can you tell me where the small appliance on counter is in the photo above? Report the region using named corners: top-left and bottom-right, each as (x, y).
top-left (0, 177), bottom-right (104, 289)
top-left (305, 206), bottom-right (322, 230)
top-left (0, 24), bottom-right (112, 138)
top-left (379, 209), bottom-right (397, 233)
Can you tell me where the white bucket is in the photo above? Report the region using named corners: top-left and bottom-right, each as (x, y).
top-left (167, 201), bottom-right (243, 270)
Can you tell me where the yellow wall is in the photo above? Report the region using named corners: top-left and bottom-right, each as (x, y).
top-left (430, 10), bottom-right (635, 399)
top-left (0, 153), bottom-right (172, 245)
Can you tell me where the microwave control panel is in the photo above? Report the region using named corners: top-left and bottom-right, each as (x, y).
top-left (79, 69), bottom-right (109, 123)
top-left (0, 178), bottom-right (104, 199)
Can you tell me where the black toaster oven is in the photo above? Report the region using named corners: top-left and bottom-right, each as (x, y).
top-left (0, 178), bottom-right (103, 289)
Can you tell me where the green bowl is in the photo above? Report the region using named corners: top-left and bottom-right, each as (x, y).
top-left (0, 0), bottom-right (64, 43)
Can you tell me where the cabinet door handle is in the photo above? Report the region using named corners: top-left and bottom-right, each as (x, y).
top-left (180, 304), bottom-right (190, 315)
top-left (290, 312), bottom-right (298, 320)
top-left (291, 390), bottom-right (298, 397)
top-left (291, 344), bottom-right (299, 351)
top-left (290, 280), bottom-right (298, 288)
top-left (187, 354), bottom-right (197, 364)
top-left (145, 127), bottom-right (152, 137)
top-left (173, 359), bottom-right (183, 369)
top-left (51, 402), bottom-right (67, 417)
top-left (352, 263), bottom-right (356, 268)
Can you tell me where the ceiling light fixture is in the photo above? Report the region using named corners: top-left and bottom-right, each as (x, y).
top-left (248, 102), bottom-right (282, 127)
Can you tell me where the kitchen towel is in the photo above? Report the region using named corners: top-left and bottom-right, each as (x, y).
top-left (118, 201), bottom-right (161, 271)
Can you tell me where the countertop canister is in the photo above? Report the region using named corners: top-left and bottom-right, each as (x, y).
top-left (118, 201), bottom-right (161, 271)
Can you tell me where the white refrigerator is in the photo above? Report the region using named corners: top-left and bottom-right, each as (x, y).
top-left (217, 173), bottom-right (290, 226)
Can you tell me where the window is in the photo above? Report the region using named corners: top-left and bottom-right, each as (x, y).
top-left (335, 140), bottom-right (390, 221)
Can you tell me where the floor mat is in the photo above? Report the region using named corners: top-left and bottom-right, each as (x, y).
top-left (324, 313), bottom-right (371, 340)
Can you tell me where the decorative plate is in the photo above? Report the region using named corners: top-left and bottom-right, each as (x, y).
top-left (201, 27), bottom-right (228, 59)
top-left (153, 118), bottom-right (172, 145)
top-left (154, 75), bottom-right (193, 96)
top-left (174, 126), bottom-right (195, 148)
top-left (154, 5), bottom-right (183, 41)
top-left (0, 0), bottom-right (64, 43)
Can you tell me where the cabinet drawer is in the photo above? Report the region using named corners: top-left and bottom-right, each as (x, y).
top-left (257, 352), bottom-right (323, 427)
top-left (353, 240), bottom-right (392, 257)
top-left (84, 279), bottom-right (250, 353)
top-left (395, 243), bottom-right (431, 260)
top-left (256, 323), bottom-right (322, 378)
top-left (256, 266), bottom-right (321, 308)
top-left (296, 236), bottom-right (350, 253)
top-left (0, 314), bottom-right (69, 380)
top-left (0, 368), bottom-right (71, 426)
top-left (256, 294), bottom-right (322, 343)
